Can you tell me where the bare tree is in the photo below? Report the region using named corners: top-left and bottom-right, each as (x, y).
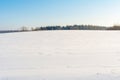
top-left (21, 26), bottom-right (28, 31)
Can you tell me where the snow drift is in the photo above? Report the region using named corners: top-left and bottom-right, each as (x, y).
top-left (0, 30), bottom-right (120, 80)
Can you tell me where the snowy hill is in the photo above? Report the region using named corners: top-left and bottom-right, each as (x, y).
top-left (1, 30), bottom-right (120, 80)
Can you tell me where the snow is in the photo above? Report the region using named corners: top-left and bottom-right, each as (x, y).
top-left (0, 30), bottom-right (120, 80)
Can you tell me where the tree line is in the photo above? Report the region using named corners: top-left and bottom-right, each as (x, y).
top-left (23, 25), bottom-right (108, 31)
top-left (21, 25), bottom-right (120, 31)
top-left (1, 25), bottom-right (120, 33)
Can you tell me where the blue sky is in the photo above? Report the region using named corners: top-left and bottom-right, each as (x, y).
top-left (0, 0), bottom-right (120, 30)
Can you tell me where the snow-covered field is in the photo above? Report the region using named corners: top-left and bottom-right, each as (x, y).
top-left (1, 30), bottom-right (120, 80)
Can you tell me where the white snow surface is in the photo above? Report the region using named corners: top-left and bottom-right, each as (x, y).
top-left (1, 30), bottom-right (120, 80)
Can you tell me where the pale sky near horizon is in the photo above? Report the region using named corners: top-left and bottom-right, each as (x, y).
top-left (0, 0), bottom-right (120, 30)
